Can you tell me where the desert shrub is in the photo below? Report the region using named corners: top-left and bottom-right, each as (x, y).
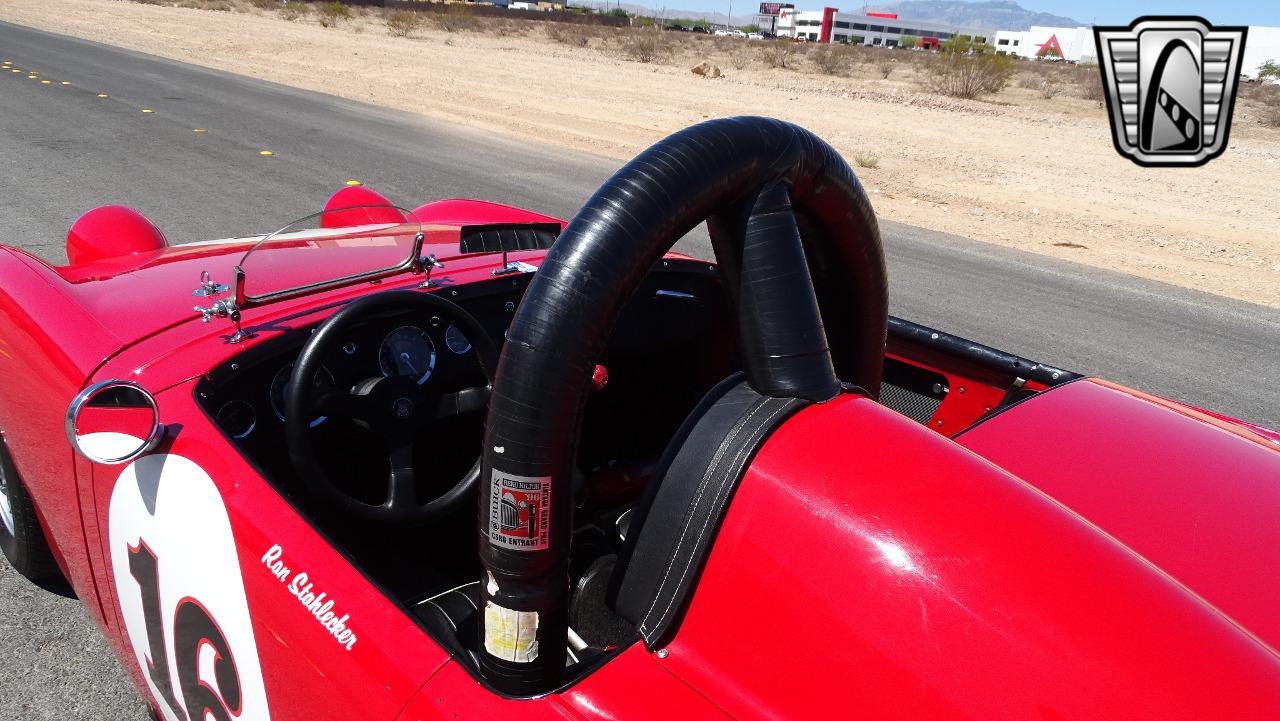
top-left (278, 1), bottom-right (308, 20)
top-left (435, 5), bottom-right (478, 33)
top-left (176, 0), bottom-right (232, 10)
top-left (621, 29), bottom-right (669, 64)
top-left (811, 45), bottom-right (851, 76)
top-left (1039, 77), bottom-right (1061, 98)
top-left (1077, 67), bottom-right (1105, 100)
top-left (130, 0), bottom-right (170, 5)
top-left (385, 10), bottom-right (422, 37)
top-left (729, 47), bottom-right (751, 70)
top-left (853, 151), bottom-right (879, 168)
top-left (878, 61), bottom-right (894, 79)
top-left (546, 22), bottom-right (590, 47)
top-left (249, 0), bottom-right (276, 8)
top-left (316, 1), bottom-right (350, 27)
top-left (1256, 84), bottom-right (1280, 127)
top-left (898, 35), bottom-right (919, 50)
top-left (922, 51), bottom-right (1013, 99)
top-left (1015, 73), bottom-right (1040, 89)
top-left (759, 41), bottom-right (796, 69)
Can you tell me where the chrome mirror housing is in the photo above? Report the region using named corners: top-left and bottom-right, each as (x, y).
top-left (66, 380), bottom-right (164, 464)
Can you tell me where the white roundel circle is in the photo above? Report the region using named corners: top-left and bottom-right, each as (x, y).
top-left (108, 454), bottom-right (272, 721)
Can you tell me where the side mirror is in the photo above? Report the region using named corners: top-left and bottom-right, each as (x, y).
top-left (66, 381), bottom-right (164, 464)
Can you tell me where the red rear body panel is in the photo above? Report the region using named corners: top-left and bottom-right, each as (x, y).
top-left (662, 394), bottom-right (1280, 719)
top-left (957, 379), bottom-right (1280, 650)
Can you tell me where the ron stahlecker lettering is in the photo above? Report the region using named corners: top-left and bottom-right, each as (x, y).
top-left (262, 544), bottom-right (358, 650)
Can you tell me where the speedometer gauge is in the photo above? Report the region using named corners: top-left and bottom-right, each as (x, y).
top-left (445, 324), bottom-right (472, 355)
top-left (379, 325), bottom-right (436, 384)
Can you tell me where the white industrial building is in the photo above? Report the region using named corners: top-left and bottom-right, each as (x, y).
top-left (773, 7), bottom-right (989, 48)
top-left (993, 26), bottom-right (1097, 63)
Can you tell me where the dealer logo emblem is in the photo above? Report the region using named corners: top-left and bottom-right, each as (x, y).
top-left (1094, 17), bottom-right (1247, 167)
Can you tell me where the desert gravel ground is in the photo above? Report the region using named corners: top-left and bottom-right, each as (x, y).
top-left (0, 0), bottom-right (1277, 307)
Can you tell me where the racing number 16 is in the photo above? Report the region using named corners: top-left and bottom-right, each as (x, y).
top-left (128, 542), bottom-right (244, 721)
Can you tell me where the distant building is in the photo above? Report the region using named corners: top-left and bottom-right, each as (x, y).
top-left (994, 26), bottom-right (1097, 63)
top-left (1242, 26), bottom-right (1280, 80)
top-left (776, 7), bottom-right (989, 47)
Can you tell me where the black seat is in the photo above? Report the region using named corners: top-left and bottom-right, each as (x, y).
top-left (608, 373), bottom-right (811, 647)
top-left (413, 581), bottom-right (482, 665)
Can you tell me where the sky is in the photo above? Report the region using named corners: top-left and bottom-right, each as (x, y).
top-left (664, 0), bottom-right (1280, 26)
top-left (1026, 1), bottom-right (1278, 26)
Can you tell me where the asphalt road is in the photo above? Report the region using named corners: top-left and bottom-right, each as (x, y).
top-left (1, 19), bottom-right (1277, 721)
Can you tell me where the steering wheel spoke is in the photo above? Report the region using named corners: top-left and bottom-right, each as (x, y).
top-left (435, 386), bottom-right (490, 421)
top-left (384, 433), bottom-right (418, 511)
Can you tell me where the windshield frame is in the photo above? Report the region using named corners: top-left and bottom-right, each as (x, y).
top-left (230, 205), bottom-right (427, 308)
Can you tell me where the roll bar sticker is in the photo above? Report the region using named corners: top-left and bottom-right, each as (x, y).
top-left (487, 470), bottom-right (551, 551)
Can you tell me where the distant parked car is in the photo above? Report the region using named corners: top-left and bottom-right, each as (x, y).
top-left (714, 28), bottom-right (745, 37)
top-left (747, 32), bottom-right (763, 40)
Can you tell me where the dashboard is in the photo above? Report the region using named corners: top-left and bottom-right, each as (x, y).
top-left (195, 259), bottom-right (733, 495)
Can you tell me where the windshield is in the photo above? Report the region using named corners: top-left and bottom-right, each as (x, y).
top-left (236, 205), bottom-right (423, 304)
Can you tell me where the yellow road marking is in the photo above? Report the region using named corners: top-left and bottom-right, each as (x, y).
top-left (141, 108), bottom-right (154, 114)
top-left (61, 81), bottom-right (71, 85)
top-left (193, 128), bottom-right (207, 133)
top-left (258, 150), bottom-right (274, 157)
top-left (40, 79), bottom-right (51, 85)
top-left (97, 93), bottom-right (109, 98)
top-left (345, 179), bottom-right (362, 186)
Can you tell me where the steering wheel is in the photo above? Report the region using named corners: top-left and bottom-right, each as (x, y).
top-left (285, 290), bottom-right (498, 524)
top-left (474, 117), bottom-right (888, 692)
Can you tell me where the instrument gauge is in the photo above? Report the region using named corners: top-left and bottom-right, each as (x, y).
top-left (216, 400), bottom-right (257, 440)
top-left (444, 324), bottom-right (472, 355)
top-left (379, 325), bottom-right (436, 384)
top-left (270, 363), bottom-right (334, 426)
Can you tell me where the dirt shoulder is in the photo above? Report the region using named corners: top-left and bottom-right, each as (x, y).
top-left (2, 0), bottom-right (1278, 307)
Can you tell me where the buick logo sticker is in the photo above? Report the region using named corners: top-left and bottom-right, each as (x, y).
top-left (1095, 17), bottom-right (1248, 167)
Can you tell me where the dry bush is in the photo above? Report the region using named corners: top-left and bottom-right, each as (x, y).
top-left (811, 45), bottom-right (851, 76)
top-left (546, 22), bottom-right (591, 47)
top-left (278, 1), bottom-right (308, 20)
top-left (621, 29), bottom-right (670, 64)
top-left (1015, 73), bottom-right (1041, 89)
top-left (921, 52), bottom-right (1013, 99)
top-left (316, 1), bottom-right (350, 27)
top-left (435, 5), bottom-right (479, 33)
top-left (249, 0), bottom-right (276, 8)
top-left (385, 10), bottom-right (422, 37)
top-left (853, 151), bottom-right (879, 168)
top-left (1039, 77), bottom-right (1061, 99)
top-left (729, 47), bottom-right (751, 70)
top-left (176, 0), bottom-right (233, 10)
top-left (1256, 84), bottom-right (1280, 128)
top-left (759, 41), bottom-right (796, 69)
top-left (1078, 67), bottom-right (1105, 100)
top-left (878, 61), bottom-right (894, 79)
top-left (129, 0), bottom-right (170, 5)
top-left (494, 19), bottom-right (533, 37)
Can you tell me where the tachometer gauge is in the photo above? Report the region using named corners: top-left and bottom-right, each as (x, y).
top-left (216, 400), bottom-right (257, 440)
top-left (444, 324), bottom-right (472, 355)
top-left (379, 325), bottom-right (436, 384)
top-left (270, 363), bottom-right (334, 426)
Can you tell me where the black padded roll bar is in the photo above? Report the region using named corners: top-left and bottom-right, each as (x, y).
top-left (477, 117), bottom-right (887, 693)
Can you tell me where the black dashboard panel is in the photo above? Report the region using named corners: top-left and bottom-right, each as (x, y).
top-left (195, 259), bottom-right (731, 480)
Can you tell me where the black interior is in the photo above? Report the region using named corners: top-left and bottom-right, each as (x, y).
top-left (194, 259), bottom-right (735, 668)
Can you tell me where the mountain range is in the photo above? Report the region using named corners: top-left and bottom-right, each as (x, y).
top-left (577, 0), bottom-right (1082, 30)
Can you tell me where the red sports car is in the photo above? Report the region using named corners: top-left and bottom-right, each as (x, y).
top-left (1, 118), bottom-right (1278, 720)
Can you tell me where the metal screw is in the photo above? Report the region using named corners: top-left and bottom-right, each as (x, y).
top-left (656, 649), bottom-right (669, 659)
top-left (958, 387), bottom-right (965, 394)
top-left (230, 363), bottom-right (240, 371)
top-left (343, 342), bottom-right (357, 355)
top-left (430, 315), bottom-right (441, 327)
top-left (504, 301), bottom-right (515, 313)
top-left (451, 290), bottom-right (459, 297)
top-left (1051, 372), bottom-right (1060, 380)
top-left (935, 420), bottom-right (944, 427)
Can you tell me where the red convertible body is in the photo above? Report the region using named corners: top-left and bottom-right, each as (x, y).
top-left (0, 118), bottom-right (1277, 720)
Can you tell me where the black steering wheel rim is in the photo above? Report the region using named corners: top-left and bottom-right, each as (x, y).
top-left (475, 116), bottom-right (887, 692)
top-left (286, 289), bottom-right (498, 525)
